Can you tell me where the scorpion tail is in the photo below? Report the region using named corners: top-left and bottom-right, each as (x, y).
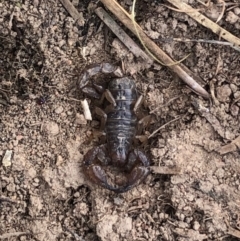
top-left (114, 166), bottom-right (150, 193)
top-left (83, 165), bottom-right (121, 192)
top-left (84, 165), bottom-right (109, 189)
top-left (84, 165), bottom-right (150, 193)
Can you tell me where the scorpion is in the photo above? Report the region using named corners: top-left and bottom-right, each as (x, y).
top-left (79, 63), bottom-right (150, 193)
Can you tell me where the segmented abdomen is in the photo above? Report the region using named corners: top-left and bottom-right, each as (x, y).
top-left (105, 77), bottom-right (138, 154)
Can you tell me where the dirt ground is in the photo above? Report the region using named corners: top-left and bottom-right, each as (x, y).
top-left (1, 0), bottom-right (240, 240)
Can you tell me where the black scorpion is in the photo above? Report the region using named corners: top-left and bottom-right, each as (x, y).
top-left (79, 63), bottom-right (150, 193)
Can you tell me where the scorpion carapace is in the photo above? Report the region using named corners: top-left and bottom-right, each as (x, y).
top-left (79, 63), bottom-right (150, 193)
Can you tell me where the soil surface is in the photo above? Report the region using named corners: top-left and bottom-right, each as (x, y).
top-left (1, 0), bottom-right (240, 240)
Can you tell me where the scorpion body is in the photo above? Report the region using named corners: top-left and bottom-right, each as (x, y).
top-left (105, 77), bottom-right (138, 167)
top-left (80, 63), bottom-right (150, 193)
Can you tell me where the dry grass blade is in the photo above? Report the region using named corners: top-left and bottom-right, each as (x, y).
top-left (171, 38), bottom-right (240, 52)
top-left (196, 0), bottom-right (211, 7)
top-left (59, 0), bottom-right (84, 25)
top-left (150, 166), bottom-right (181, 174)
top-left (166, 0), bottom-right (240, 49)
top-left (216, 0), bottom-right (226, 23)
top-left (100, 0), bottom-right (210, 99)
top-left (131, 0), bottom-right (191, 66)
top-left (148, 116), bottom-right (182, 139)
top-left (160, 4), bottom-right (201, 13)
top-left (224, 217), bottom-right (240, 238)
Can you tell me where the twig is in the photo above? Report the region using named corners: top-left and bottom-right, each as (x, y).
top-left (216, 0), bottom-right (226, 23)
top-left (63, 226), bottom-right (85, 241)
top-left (224, 217), bottom-right (240, 239)
top-left (59, 0), bottom-right (84, 26)
top-left (160, 4), bottom-right (201, 13)
top-left (0, 196), bottom-right (17, 203)
top-left (0, 232), bottom-right (29, 239)
top-left (165, 38), bottom-right (240, 52)
top-left (131, 0), bottom-right (191, 66)
top-left (196, 0), bottom-right (211, 7)
top-left (216, 135), bottom-right (240, 155)
top-left (95, 8), bottom-right (152, 64)
top-left (149, 95), bottom-right (182, 114)
top-left (0, 90), bottom-right (10, 105)
top-left (209, 79), bottom-right (219, 106)
top-left (100, 0), bottom-right (210, 99)
top-left (150, 166), bottom-right (181, 174)
top-left (148, 116), bottom-right (182, 139)
top-left (191, 97), bottom-right (228, 139)
top-left (166, 0), bottom-right (240, 49)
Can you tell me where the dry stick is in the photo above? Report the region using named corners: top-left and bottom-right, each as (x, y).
top-left (224, 217), bottom-right (240, 239)
top-left (150, 166), bottom-right (181, 175)
top-left (99, 1), bottom-right (210, 99)
top-left (171, 38), bottom-right (240, 52)
top-left (166, 0), bottom-right (240, 49)
top-left (0, 196), bottom-right (17, 203)
top-left (59, 0), bottom-right (84, 25)
top-left (148, 116), bottom-right (182, 139)
top-left (95, 8), bottom-right (153, 64)
top-left (149, 95), bottom-right (181, 114)
top-left (0, 232), bottom-right (29, 239)
top-left (216, 0), bottom-right (225, 23)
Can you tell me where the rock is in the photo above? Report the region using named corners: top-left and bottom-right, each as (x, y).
top-left (230, 105), bottom-right (239, 116)
top-left (75, 113), bottom-right (87, 125)
top-left (225, 11), bottom-right (239, 24)
top-left (55, 106), bottom-right (64, 114)
top-left (2, 150), bottom-right (13, 167)
top-left (6, 183), bottom-right (16, 192)
top-left (216, 85), bottom-right (232, 102)
top-left (43, 121), bottom-right (59, 136)
top-left (193, 221), bottom-right (200, 231)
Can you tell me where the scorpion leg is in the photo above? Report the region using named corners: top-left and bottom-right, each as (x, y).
top-left (97, 89), bottom-right (116, 106)
top-left (95, 107), bottom-right (107, 130)
top-left (133, 95), bottom-right (152, 137)
top-left (95, 88), bottom-right (117, 130)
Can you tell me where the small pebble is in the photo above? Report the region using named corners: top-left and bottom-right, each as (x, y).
top-left (193, 221), bottom-right (200, 231)
top-left (6, 183), bottom-right (16, 192)
top-left (180, 213), bottom-right (185, 221)
top-left (234, 7), bottom-right (240, 16)
top-left (234, 91), bottom-right (240, 99)
top-left (75, 113), bottom-right (87, 125)
top-left (55, 106), bottom-right (64, 114)
top-left (113, 197), bottom-right (124, 206)
top-left (2, 150), bottom-right (13, 167)
top-left (34, 178), bottom-right (40, 183)
top-left (44, 121), bottom-right (59, 136)
top-left (216, 85), bottom-right (231, 102)
top-left (56, 155), bottom-right (64, 166)
top-left (225, 11), bottom-right (239, 24)
top-left (230, 84), bottom-right (238, 93)
top-left (230, 105), bottom-right (239, 116)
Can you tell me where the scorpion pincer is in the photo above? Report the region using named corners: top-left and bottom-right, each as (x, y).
top-left (79, 63), bottom-right (150, 193)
